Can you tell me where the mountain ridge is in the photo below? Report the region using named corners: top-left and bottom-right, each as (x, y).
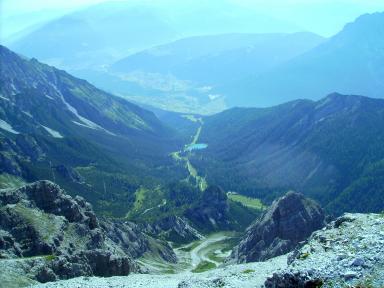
top-left (192, 93), bottom-right (384, 214)
top-left (0, 45), bottom-right (187, 217)
top-left (223, 12), bottom-right (384, 107)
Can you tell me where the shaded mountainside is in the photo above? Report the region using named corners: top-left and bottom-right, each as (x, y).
top-left (230, 192), bottom-right (325, 263)
top-left (0, 45), bottom-right (256, 233)
top-left (0, 181), bottom-right (175, 287)
top-left (0, 45), bottom-right (186, 217)
top-left (193, 93), bottom-right (384, 215)
top-left (225, 12), bottom-right (384, 107)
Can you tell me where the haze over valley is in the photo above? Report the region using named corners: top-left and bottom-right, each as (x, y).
top-left (1, 1), bottom-right (384, 287)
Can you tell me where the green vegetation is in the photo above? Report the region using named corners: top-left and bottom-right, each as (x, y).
top-left (204, 234), bottom-right (240, 264)
top-left (0, 47), bottom-right (190, 220)
top-left (181, 115), bottom-right (200, 123)
top-left (242, 269), bottom-right (255, 274)
top-left (44, 255), bottom-right (56, 262)
top-left (129, 187), bottom-right (151, 216)
top-left (227, 200), bottom-right (261, 230)
top-left (192, 95), bottom-right (384, 215)
top-left (191, 126), bottom-right (202, 145)
top-left (327, 160), bottom-right (384, 215)
top-left (0, 46), bottom-right (262, 231)
top-left (0, 173), bottom-right (25, 189)
top-left (178, 241), bottom-right (202, 252)
top-left (299, 252), bottom-right (310, 260)
top-left (0, 268), bottom-right (38, 288)
top-left (170, 151), bottom-right (182, 161)
top-left (192, 260), bottom-right (216, 273)
top-left (186, 160), bottom-right (208, 191)
top-left (227, 193), bottom-right (266, 211)
top-left (11, 204), bottom-right (62, 242)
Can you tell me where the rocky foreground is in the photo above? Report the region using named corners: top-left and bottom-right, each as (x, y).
top-left (266, 213), bottom-right (384, 287)
top-left (30, 213), bottom-right (384, 288)
top-left (0, 181), bottom-right (175, 287)
top-left (1, 181), bottom-right (383, 288)
top-left (31, 255), bottom-right (288, 288)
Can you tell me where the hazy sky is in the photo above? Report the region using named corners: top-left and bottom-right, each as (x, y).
top-left (2, 0), bottom-right (384, 38)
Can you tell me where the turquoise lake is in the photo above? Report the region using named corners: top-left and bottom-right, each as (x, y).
top-left (185, 143), bottom-right (208, 151)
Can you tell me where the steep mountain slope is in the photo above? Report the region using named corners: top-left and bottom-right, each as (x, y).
top-left (192, 93), bottom-right (384, 214)
top-left (0, 45), bottom-right (185, 216)
top-left (225, 12), bottom-right (384, 107)
top-left (230, 192), bottom-right (325, 263)
top-left (0, 45), bottom-right (257, 232)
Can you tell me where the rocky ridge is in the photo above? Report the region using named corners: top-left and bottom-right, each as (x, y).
top-left (0, 181), bottom-right (176, 287)
top-left (230, 191), bottom-right (325, 263)
top-left (185, 186), bottom-right (231, 232)
top-left (141, 215), bottom-right (204, 244)
top-left (265, 213), bottom-right (384, 287)
top-left (30, 213), bottom-right (384, 288)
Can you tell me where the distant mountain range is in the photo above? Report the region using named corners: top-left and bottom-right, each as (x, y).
top-left (9, 5), bottom-right (384, 113)
top-left (112, 32), bottom-right (324, 85)
top-left (99, 32), bottom-right (323, 113)
top-left (193, 93), bottom-right (384, 215)
top-left (7, 0), bottom-right (300, 71)
top-left (77, 11), bottom-right (384, 112)
top-left (71, 32), bottom-right (323, 114)
top-left (224, 12), bottom-right (384, 107)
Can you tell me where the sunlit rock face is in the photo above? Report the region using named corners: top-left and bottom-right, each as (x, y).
top-left (230, 191), bottom-right (325, 263)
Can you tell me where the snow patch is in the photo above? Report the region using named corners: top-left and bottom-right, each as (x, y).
top-left (50, 83), bottom-right (115, 136)
top-left (0, 119), bottom-right (19, 134)
top-left (0, 95), bottom-right (10, 101)
top-left (22, 111), bottom-right (33, 118)
top-left (41, 125), bottom-right (63, 138)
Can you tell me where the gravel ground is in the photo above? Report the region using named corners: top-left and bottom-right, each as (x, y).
top-left (266, 213), bottom-right (384, 287)
top-left (30, 255), bottom-right (288, 288)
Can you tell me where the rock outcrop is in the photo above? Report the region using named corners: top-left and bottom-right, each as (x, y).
top-left (230, 191), bottom-right (325, 263)
top-left (185, 186), bottom-right (230, 232)
top-left (265, 213), bottom-right (384, 288)
top-left (141, 215), bottom-right (204, 244)
top-left (102, 218), bottom-right (177, 263)
top-left (0, 180), bottom-right (176, 285)
top-left (25, 213), bottom-right (384, 288)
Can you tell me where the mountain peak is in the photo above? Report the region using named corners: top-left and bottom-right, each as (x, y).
top-left (336, 11), bottom-right (384, 44)
top-left (230, 191), bottom-right (325, 263)
top-left (319, 92), bottom-right (381, 107)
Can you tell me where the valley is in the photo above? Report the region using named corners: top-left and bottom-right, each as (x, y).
top-left (1, 4), bottom-right (384, 287)
top-left (171, 116), bottom-right (208, 191)
top-left (138, 232), bottom-right (238, 274)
